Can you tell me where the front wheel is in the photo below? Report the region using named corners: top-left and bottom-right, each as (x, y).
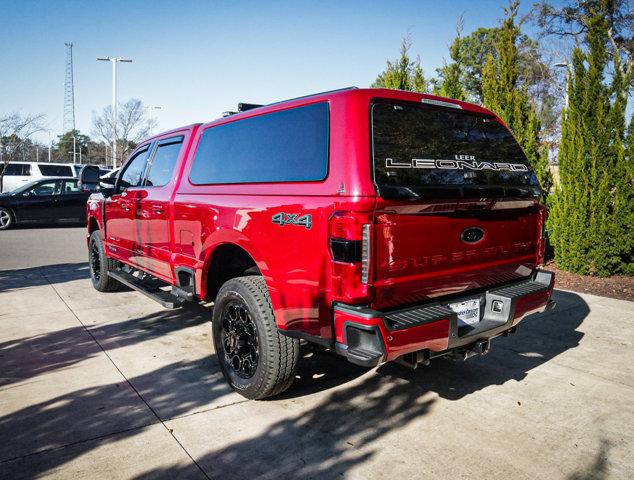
top-left (88, 230), bottom-right (121, 292)
top-left (212, 276), bottom-right (299, 400)
top-left (0, 207), bottom-right (14, 230)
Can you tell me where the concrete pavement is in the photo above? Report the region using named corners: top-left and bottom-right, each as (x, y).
top-left (0, 227), bottom-right (632, 479)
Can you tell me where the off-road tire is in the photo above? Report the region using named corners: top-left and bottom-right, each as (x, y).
top-left (88, 230), bottom-right (121, 292)
top-left (212, 275), bottom-right (299, 400)
top-left (0, 207), bottom-right (14, 230)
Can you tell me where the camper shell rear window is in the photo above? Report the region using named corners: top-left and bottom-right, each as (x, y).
top-left (371, 99), bottom-right (540, 199)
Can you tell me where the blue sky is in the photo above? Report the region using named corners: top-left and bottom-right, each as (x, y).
top-left (0, 0), bottom-right (554, 142)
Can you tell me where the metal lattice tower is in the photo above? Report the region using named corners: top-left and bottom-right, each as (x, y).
top-left (63, 42), bottom-right (76, 133)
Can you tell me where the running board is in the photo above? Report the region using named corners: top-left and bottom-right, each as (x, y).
top-left (108, 270), bottom-right (185, 309)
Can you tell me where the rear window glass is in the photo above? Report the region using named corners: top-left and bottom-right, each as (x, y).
top-left (371, 100), bottom-right (539, 198)
top-left (38, 165), bottom-right (74, 177)
top-left (190, 102), bottom-right (329, 184)
top-left (2, 163), bottom-right (31, 176)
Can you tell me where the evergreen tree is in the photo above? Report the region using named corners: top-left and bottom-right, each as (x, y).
top-left (435, 19), bottom-right (467, 101)
top-left (548, 0), bottom-right (633, 276)
top-left (372, 37), bottom-right (428, 93)
top-left (56, 130), bottom-right (90, 163)
top-left (481, 0), bottom-right (552, 195)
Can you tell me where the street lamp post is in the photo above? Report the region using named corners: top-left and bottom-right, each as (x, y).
top-left (146, 105), bottom-right (162, 119)
top-left (97, 56), bottom-right (132, 169)
top-left (554, 62), bottom-right (571, 110)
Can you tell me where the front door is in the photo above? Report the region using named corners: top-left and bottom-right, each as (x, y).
top-left (136, 135), bottom-right (185, 281)
top-left (15, 180), bottom-right (63, 221)
top-left (105, 145), bottom-right (151, 265)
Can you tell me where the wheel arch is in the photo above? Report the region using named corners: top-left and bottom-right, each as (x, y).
top-left (201, 242), bottom-right (265, 303)
top-left (88, 216), bottom-right (100, 235)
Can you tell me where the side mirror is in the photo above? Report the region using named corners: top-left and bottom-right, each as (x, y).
top-left (79, 165), bottom-right (101, 192)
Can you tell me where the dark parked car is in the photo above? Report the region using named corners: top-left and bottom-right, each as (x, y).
top-left (0, 177), bottom-right (91, 230)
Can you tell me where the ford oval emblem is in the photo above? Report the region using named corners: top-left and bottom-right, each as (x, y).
top-left (461, 227), bottom-right (485, 244)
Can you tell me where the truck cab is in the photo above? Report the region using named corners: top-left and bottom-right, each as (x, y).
top-left (82, 88), bottom-right (555, 399)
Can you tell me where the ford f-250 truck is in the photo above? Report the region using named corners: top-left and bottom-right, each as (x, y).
top-left (80, 88), bottom-right (556, 399)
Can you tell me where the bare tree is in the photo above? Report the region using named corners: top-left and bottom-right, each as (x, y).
top-left (533, 0), bottom-right (633, 86)
top-left (0, 112), bottom-right (46, 191)
top-left (92, 99), bottom-right (158, 166)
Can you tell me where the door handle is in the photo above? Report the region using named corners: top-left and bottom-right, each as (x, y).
top-left (151, 204), bottom-right (165, 215)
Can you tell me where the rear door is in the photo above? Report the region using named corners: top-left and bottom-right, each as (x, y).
top-left (58, 179), bottom-right (90, 220)
top-left (1, 163), bottom-right (32, 193)
top-left (136, 135), bottom-right (185, 280)
top-left (369, 99), bottom-right (542, 309)
top-left (105, 145), bottom-right (152, 265)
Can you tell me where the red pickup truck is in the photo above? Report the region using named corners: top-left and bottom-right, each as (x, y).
top-left (80, 88), bottom-right (555, 399)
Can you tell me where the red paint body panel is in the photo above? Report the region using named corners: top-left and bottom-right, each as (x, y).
top-left (85, 88), bottom-right (554, 360)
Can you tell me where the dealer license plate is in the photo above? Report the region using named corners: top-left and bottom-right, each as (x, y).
top-left (448, 299), bottom-right (481, 326)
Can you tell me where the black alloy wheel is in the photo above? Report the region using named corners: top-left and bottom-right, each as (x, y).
top-left (212, 276), bottom-right (299, 399)
top-left (88, 230), bottom-right (121, 292)
top-left (220, 301), bottom-right (260, 379)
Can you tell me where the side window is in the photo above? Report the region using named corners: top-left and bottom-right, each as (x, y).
top-left (119, 146), bottom-right (151, 190)
top-left (145, 137), bottom-right (183, 187)
top-left (2, 163), bottom-right (31, 176)
top-left (62, 179), bottom-right (81, 193)
top-left (190, 102), bottom-right (329, 184)
top-left (38, 165), bottom-right (74, 177)
top-left (30, 181), bottom-right (61, 196)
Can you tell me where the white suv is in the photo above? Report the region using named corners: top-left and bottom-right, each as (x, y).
top-left (0, 162), bottom-right (75, 193)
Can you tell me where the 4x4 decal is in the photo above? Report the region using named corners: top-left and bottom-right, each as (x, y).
top-left (272, 213), bottom-right (312, 229)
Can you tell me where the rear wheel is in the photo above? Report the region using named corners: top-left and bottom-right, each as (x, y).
top-left (88, 230), bottom-right (121, 292)
top-left (212, 276), bottom-right (299, 399)
top-left (0, 208), bottom-right (13, 230)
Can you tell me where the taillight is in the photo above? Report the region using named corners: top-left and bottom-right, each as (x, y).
top-left (361, 223), bottom-right (371, 284)
top-left (328, 211), bottom-right (373, 302)
top-left (537, 206), bottom-right (548, 266)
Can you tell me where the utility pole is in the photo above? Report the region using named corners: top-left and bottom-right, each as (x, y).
top-left (63, 43), bottom-right (76, 134)
top-left (97, 56), bottom-right (132, 168)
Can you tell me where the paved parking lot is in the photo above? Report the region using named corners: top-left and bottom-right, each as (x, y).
top-left (0, 227), bottom-right (633, 479)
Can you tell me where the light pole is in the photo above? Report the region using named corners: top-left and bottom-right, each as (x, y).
top-left (554, 62), bottom-right (571, 110)
top-left (146, 105), bottom-right (162, 120)
top-left (47, 131), bottom-right (52, 162)
top-left (97, 56), bottom-right (132, 168)
top-left (73, 135), bottom-right (76, 164)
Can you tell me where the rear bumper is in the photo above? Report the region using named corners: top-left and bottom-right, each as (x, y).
top-left (333, 269), bottom-right (555, 367)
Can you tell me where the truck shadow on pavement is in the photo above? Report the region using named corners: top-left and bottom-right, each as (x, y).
top-left (0, 262), bottom-right (90, 293)
top-left (133, 291), bottom-right (590, 479)
top-left (0, 288), bottom-right (589, 479)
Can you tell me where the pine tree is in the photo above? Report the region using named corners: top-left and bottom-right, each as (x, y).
top-left (436, 19), bottom-right (467, 101)
top-left (548, 0), bottom-right (632, 276)
top-left (480, 0), bottom-right (552, 194)
top-left (372, 37), bottom-right (428, 93)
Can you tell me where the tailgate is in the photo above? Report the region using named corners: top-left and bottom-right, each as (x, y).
top-left (371, 199), bottom-right (539, 309)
